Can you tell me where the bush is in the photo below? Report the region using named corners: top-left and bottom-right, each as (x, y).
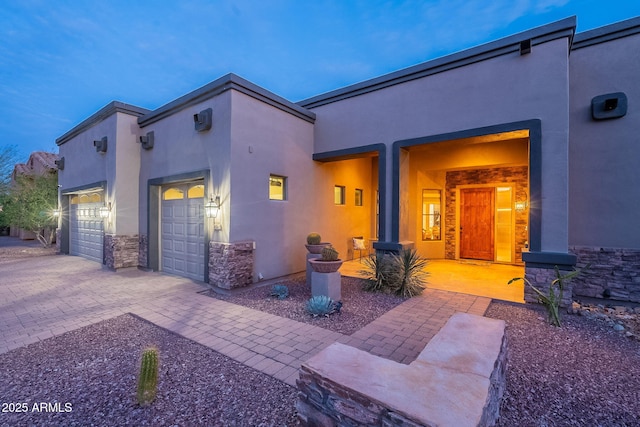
top-left (360, 249), bottom-right (428, 297)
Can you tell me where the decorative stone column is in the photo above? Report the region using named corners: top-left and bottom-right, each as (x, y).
top-left (138, 234), bottom-right (148, 269)
top-left (104, 234), bottom-right (139, 270)
top-left (209, 241), bottom-right (255, 290)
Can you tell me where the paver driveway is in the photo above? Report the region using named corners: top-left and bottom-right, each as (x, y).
top-left (0, 254), bottom-right (490, 386)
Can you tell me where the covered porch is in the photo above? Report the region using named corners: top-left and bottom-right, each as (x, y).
top-left (340, 258), bottom-right (524, 303)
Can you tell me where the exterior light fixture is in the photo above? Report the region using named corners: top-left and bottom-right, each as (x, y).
top-left (205, 196), bottom-right (221, 219)
top-left (515, 201), bottom-right (527, 212)
top-left (52, 208), bottom-right (60, 217)
top-left (99, 202), bottom-right (111, 219)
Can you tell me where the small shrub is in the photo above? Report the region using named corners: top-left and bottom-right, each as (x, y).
top-left (359, 249), bottom-right (428, 297)
top-left (390, 249), bottom-right (428, 298)
top-left (137, 347), bottom-right (159, 406)
top-left (321, 245), bottom-right (339, 261)
top-left (359, 253), bottom-right (392, 293)
top-left (306, 233), bottom-right (321, 245)
top-left (508, 264), bottom-right (589, 327)
top-left (306, 295), bottom-right (341, 317)
top-left (270, 284), bottom-right (289, 300)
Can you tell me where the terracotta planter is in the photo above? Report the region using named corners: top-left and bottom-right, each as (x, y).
top-left (309, 259), bottom-right (343, 273)
top-left (305, 243), bottom-right (331, 254)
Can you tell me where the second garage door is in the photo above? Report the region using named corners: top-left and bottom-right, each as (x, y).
top-left (69, 193), bottom-right (104, 263)
top-left (161, 182), bottom-right (205, 281)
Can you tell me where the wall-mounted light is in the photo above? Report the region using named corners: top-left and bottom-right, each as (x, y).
top-left (52, 208), bottom-right (61, 217)
top-left (519, 39), bottom-right (531, 55)
top-left (591, 92), bottom-right (627, 120)
top-left (55, 157), bottom-right (65, 170)
top-left (99, 202), bottom-right (111, 219)
top-left (139, 131), bottom-right (154, 150)
top-left (205, 196), bottom-right (221, 219)
top-left (515, 201), bottom-right (528, 212)
top-left (194, 108), bottom-right (213, 132)
top-left (94, 137), bottom-right (108, 153)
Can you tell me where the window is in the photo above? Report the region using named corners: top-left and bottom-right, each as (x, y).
top-left (163, 188), bottom-right (184, 200)
top-left (355, 189), bottom-right (363, 206)
top-left (422, 189), bottom-right (441, 241)
top-left (188, 184), bottom-right (204, 199)
top-left (269, 175), bottom-right (286, 200)
top-left (334, 186), bottom-right (345, 205)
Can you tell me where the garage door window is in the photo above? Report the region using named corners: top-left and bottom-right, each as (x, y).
top-left (163, 188), bottom-right (184, 200)
top-left (188, 184), bottom-right (204, 198)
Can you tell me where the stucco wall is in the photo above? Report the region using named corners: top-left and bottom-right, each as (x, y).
top-left (137, 91), bottom-right (232, 238)
top-left (112, 113), bottom-right (142, 235)
top-left (569, 33), bottom-right (640, 249)
top-left (310, 38), bottom-right (571, 254)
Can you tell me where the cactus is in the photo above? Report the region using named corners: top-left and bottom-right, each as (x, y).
top-left (306, 232), bottom-right (322, 245)
top-left (321, 245), bottom-right (339, 261)
top-left (306, 295), bottom-right (334, 317)
top-left (137, 347), bottom-right (159, 406)
top-left (270, 284), bottom-right (289, 300)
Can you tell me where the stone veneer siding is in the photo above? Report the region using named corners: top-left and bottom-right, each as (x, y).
top-left (524, 266), bottom-right (574, 308)
top-left (104, 234), bottom-right (139, 270)
top-left (209, 241), bottom-right (254, 290)
top-left (445, 166), bottom-right (528, 263)
top-left (570, 246), bottom-right (640, 303)
top-left (138, 234), bottom-right (148, 268)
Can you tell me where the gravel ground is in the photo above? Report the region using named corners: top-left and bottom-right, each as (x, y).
top-left (0, 314), bottom-right (299, 427)
top-left (487, 301), bottom-right (640, 427)
top-left (206, 276), bottom-right (406, 335)
top-left (0, 245), bottom-right (56, 263)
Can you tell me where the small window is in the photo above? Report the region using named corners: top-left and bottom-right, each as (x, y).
top-left (188, 184), bottom-right (204, 199)
top-left (334, 186), bottom-right (345, 205)
top-left (355, 189), bottom-right (363, 206)
top-left (89, 193), bottom-right (102, 203)
top-left (269, 175), bottom-right (286, 200)
top-left (422, 189), bottom-right (441, 241)
top-left (163, 188), bottom-right (184, 200)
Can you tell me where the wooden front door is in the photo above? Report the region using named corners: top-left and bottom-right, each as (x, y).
top-left (460, 188), bottom-right (495, 260)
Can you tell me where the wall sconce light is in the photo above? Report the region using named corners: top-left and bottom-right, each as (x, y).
top-left (99, 202), bottom-right (111, 219)
top-left (94, 137), bottom-right (108, 153)
top-left (139, 131), bottom-right (154, 150)
top-left (519, 39), bottom-right (531, 55)
top-left (52, 208), bottom-right (60, 217)
top-left (55, 157), bottom-right (65, 170)
top-left (194, 108), bottom-right (213, 132)
top-left (591, 92), bottom-right (627, 120)
top-left (515, 201), bottom-right (527, 212)
top-left (205, 196), bottom-right (221, 219)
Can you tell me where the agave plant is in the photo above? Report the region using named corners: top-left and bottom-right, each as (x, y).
top-left (306, 295), bottom-right (334, 317)
top-left (270, 284), bottom-right (289, 300)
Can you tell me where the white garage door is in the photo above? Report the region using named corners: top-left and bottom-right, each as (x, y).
top-left (69, 193), bottom-right (104, 263)
top-left (161, 182), bottom-right (205, 281)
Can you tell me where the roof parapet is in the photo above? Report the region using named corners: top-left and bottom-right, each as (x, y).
top-left (298, 17), bottom-right (577, 109)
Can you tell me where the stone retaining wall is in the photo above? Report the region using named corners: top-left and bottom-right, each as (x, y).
top-left (209, 241), bottom-right (254, 289)
top-left (104, 234), bottom-right (139, 270)
top-left (570, 246), bottom-right (640, 303)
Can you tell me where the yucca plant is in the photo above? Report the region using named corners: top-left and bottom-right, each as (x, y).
top-left (137, 347), bottom-right (159, 406)
top-left (389, 249), bottom-right (428, 298)
top-left (359, 253), bottom-right (392, 293)
top-left (508, 264), bottom-right (589, 327)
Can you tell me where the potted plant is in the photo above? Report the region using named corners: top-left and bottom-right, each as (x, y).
top-left (308, 245), bottom-right (343, 273)
top-left (305, 232), bottom-right (330, 254)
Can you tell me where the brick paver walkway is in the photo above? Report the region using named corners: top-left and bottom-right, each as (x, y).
top-left (0, 254), bottom-right (490, 386)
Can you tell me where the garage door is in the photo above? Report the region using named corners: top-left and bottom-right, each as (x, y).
top-left (161, 182), bottom-right (205, 281)
top-left (69, 193), bottom-right (104, 263)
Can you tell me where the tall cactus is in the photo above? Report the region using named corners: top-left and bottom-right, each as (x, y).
top-left (137, 347), bottom-right (159, 406)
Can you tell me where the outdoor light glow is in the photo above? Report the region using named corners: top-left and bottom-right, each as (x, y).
top-left (205, 196), bottom-right (221, 219)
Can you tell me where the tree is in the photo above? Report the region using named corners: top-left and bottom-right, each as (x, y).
top-left (0, 144), bottom-right (20, 195)
top-left (1, 174), bottom-right (58, 247)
